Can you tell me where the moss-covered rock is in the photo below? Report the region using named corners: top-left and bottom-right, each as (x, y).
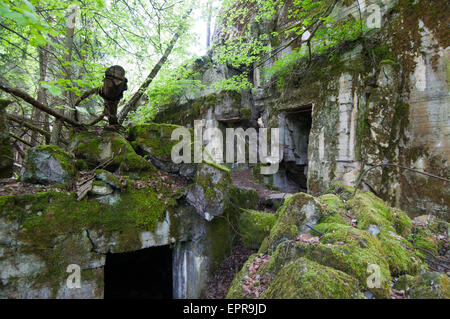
top-left (317, 193), bottom-right (348, 225)
top-left (265, 193), bottom-right (324, 252)
top-left (262, 257), bottom-right (364, 299)
top-left (128, 123), bottom-right (196, 177)
top-left (407, 272), bottom-right (450, 299)
top-left (89, 181), bottom-right (114, 196)
top-left (70, 130), bottom-right (153, 174)
top-left (238, 210), bottom-right (276, 249)
top-left (227, 188), bottom-right (444, 299)
top-left (377, 230), bottom-right (422, 276)
top-left (20, 145), bottom-right (76, 185)
top-left (186, 162), bottom-right (233, 221)
top-left (411, 215), bottom-right (449, 259)
top-left (348, 191), bottom-right (412, 237)
top-left (94, 169), bottom-right (122, 190)
top-left (267, 224), bottom-right (392, 298)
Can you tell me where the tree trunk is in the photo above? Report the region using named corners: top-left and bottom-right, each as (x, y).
top-left (50, 6), bottom-right (76, 145)
top-left (117, 9), bottom-right (192, 124)
top-left (206, 0), bottom-right (213, 49)
top-left (31, 44), bottom-right (49, 146)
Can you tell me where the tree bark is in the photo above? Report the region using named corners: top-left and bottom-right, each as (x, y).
top-left (206, 0), bottom-right (213, 49)
top-left (50, 6), bottom-right (76, 145)
top-left (31, 44), bottom-right (49, 146)
top-left (117, 9), bottom-right (192, 124)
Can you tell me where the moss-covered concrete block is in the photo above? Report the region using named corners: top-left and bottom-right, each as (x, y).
top-left (186, 162), bottom-right (233, 221)
top-left (128, 123), bottom-right (196, 177)
top-left (69, 130), bottom-right (153, 174)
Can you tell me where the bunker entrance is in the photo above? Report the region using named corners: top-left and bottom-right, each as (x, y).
top-left (104, 245), bottom-right (173, 299)
top-left (280, 107), bottom-right (312, 192)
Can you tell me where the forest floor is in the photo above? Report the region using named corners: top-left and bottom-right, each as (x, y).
top-left (202, 240), bottom-right (256, 299)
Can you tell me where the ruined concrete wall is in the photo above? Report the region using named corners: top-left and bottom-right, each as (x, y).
top-left (154, 0), bottom-right (449, 219)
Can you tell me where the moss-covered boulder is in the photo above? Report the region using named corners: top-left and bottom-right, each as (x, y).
top-left (69, 130), bottom-right (153, 174)
top-left (20, 145), bottom-right (76, 185)
top-left (411, 215), bottom-right (449, 259)
top-left (186, 162), bottom-right (232, 221)
top-left (344, 191), bottom-right (424, 275)
top-left (0, 99), bottom-right (13, 178)
top-left (263, 193), bottom-right (324, 252)
top-left (263, 223), bottom-right (392, 298)
top-left (238, 210), bottom-right (276, 249)
top-left (128, 123), bottom-right (196, 177)
top-left (407, 272), bottom-right (450, 299)
top-left (227, 187), bottom-right (449, 299)
top-left (317, 193), bottom-right (348, 224)
top-left (348, 191), bottom-right (412, 238)
top-left (262, 258), bottom-right (364, 299)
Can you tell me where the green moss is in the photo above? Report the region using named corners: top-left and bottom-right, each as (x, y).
top-left (238, 210), bottom-right (276, 249)
top-left (262, 257), bottom-right (364, 299)
top-left (205, 94), bottom-right (217, 109)
top-left (229, 186), bottom-right (259, 210)
top-left (94, 169), bottom-right (122, 189)
top-left (75, 159), bottom-right (88, 170)
top-left (128, 123), bottom-right (186, 161)
top-left (205, 213), bottom-right (235, 272)
top-left (266, 193), bottom-right (323, 251)
top-left (411, 225), bottom-right (439, 257)
top-left (71, 130), bottom-right (154, 174)
top-left (317, 194), bottom-right (347, 224)
top-left (302, 223), bottom-right (392, 298)
top-left (378, 230), bottom-right (422, 276)
top-left (407, 272), bottom-right (450, 299)
top-left (348, 191), bottom-right (412, 237)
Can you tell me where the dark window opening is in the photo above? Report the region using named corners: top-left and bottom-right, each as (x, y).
top-left (104, 245), bottom-right (173, 299)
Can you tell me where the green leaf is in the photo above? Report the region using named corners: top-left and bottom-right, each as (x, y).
top-left (41, 82), bottom-right (62, 97)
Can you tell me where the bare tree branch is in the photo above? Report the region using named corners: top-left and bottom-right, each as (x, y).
top-left (0, 81), bottom-right (82, 127)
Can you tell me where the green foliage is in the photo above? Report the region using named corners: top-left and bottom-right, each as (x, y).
top-left (131, 64), bottom-right (205, 123)
top-left (0, 0), bottom-right (202, 126)
top-left (214, 0), bottom-right (367, 92)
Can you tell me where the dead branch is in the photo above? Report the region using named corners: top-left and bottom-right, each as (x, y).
top-left (0, 81), bottom-right (82, 127)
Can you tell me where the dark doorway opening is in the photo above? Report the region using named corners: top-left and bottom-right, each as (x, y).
top-left (281, 107), bottom-right (312, 192)
top-left (104, 245), bottom-right (173, 299)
